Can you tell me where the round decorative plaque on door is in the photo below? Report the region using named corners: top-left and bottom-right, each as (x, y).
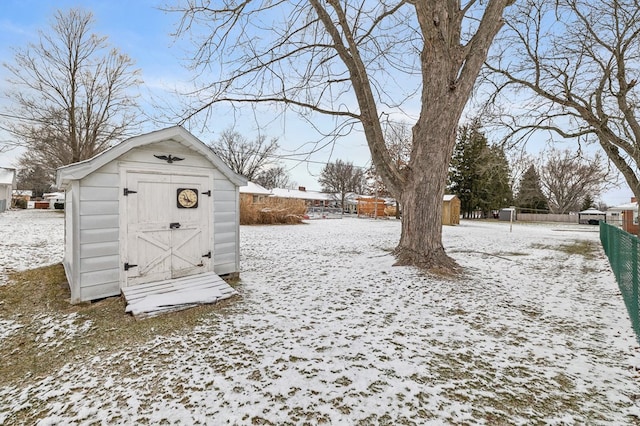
top-left (177, 188), bottom-right (199, 208)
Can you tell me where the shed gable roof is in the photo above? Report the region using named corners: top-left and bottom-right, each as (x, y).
top-left (56, 126), bottom-right (247, 187)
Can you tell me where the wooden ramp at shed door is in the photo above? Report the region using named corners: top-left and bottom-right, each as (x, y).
top-left (122, 272), bottom-right (237, 319)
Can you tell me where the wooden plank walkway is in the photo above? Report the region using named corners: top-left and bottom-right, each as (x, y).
top-left (122, 272), bottom-right (238, 319)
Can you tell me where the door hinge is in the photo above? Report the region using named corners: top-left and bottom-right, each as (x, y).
top-left (202, 251), bottom-right (212, 258)
top-left (124, 262), bottom-right (138, 271)
top-left (123, 188), bottom-right (137, 196)
top-left (202, 190), bottom-right (211, 196)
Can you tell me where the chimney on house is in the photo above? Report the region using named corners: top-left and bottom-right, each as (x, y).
top-left (632, 197), bottom-right (637, 203)
top-left (298, 186), bottom-right (306, 192)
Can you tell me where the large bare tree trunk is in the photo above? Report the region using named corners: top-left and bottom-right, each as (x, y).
top-left (395, 112), bottom-right (458, 270)
top-left (389, 1), bottom-right (510, 271)
top-left (172, 0), bottom-right (514, 271)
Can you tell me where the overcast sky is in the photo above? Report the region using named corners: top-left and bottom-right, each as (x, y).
top-left (0, 1), bottom-right (633, 205)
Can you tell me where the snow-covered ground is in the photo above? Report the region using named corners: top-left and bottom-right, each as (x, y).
top-left (0, 209), bottom-right (63, 283)
top-left (1, 209), bottom-right (639, 424)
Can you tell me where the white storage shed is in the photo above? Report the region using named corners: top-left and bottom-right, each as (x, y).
top-left (56, 126), bottom-right (247, 304)
top-left (0, 167), bottom-right (16, 213)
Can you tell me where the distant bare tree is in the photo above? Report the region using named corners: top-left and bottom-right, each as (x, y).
top-left (209, 128), bottom-right (279, 181)
top-left (171, 0), bottom-right (515, 270)
top-left (254, 166), bottom-right (292, 190)
top-left (366, 121), bottom-right (412, 217)
top-left (538, 148), bottom-right (609, 214)
top-left (367, 121), bottom-right (412, 198)
top-left (319, 160), bottom-right (366, 212)
top-left (1, 8), bottom-right (141, 178)
top-left (507, 151), bottom-right (535, 197)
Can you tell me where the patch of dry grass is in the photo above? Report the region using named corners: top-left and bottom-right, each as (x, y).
top-left (240, 197), bottom-right (306, 225)
top-left (532, 239), bottom-right (597, 259)
top-left (0, 264), bottom-right (233, 388)
top-left (557, 240), bottom-right (598, 258)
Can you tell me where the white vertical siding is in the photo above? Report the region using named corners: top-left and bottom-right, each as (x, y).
top-left (65, 137), bottom-right (242, 303)
top-left (0, 184), bottom-right (11, 212)
top-left (64, 181), bottom-right (82, 303)
top-left (213, 173), bottom-right (240, 275)
top-left (77, 165), bottom-right (121, 301)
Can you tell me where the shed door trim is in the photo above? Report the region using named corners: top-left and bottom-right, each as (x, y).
top-left (119, 168), bottom-right (214, 288)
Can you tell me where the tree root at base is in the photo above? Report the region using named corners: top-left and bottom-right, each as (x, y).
top-left (392, 246), bottom-right (462, 277)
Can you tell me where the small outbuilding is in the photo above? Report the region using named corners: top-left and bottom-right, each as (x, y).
top-left (442, 194), bottom-right (461, 226)
top-left (56, 126), bottom-right (247, 304)
top-left (578, 208), bottom-right (606, 225)
top-left (0, 167), bottom-right (16, 213)
top-left (499, 208), bottom-right (517, 221)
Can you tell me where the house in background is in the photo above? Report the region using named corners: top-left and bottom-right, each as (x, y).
top-left (0, 167), bottom-right (16, 213)
top-left (342, 192), bottom-right (360, 214)
top-left (607, 198), bottom-right (638, 234)
top-left (271, 186), bottom-right (331, 207)
top-left (12, 190), bottom-right (33, 208)
top-left (240, 181), bottom-right (272, 203)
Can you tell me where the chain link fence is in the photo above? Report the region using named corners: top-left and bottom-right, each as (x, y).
top-left (600, 222), bottom-right (640, 344)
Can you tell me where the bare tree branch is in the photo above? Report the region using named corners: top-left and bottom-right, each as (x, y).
top-left (486, 0), bottom-right (640, 202)
top-left (169, 0), bottom-right (514, 269)
top-left (1, 8), bottom-right (142, 180)
top-left (208, 128), bottom-right (280, 180)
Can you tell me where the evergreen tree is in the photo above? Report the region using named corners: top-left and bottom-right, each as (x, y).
top-left (449, 125), bottom-right (486, 218)
top-left (448, 126), bottom-right (513, 218)
top-left (581, 194), bottom-right (595, 211)
top-left (15, 161), bottom-right (52, 198)
top-left (516, 165), bottom-right (549, 213)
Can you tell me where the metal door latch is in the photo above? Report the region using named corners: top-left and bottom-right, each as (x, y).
top-left (124, 262), bottom-right (138, 271)
top-left (169, 222), bottom-right (181, 229)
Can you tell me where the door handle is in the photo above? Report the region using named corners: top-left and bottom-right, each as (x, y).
top-left (169, 222), bottom-right (181, 229)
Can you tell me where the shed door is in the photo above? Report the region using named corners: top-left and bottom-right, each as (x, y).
top-left (124, 172), bottom-right (212, 287)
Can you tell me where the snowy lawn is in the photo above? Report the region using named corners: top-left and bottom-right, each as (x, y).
top-left (0, 209), bottom-right (63, 284)
top-left (1, 209), bottom-right (639, 425)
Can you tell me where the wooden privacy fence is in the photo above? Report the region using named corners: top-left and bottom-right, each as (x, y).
top-left (357, 198), bottom-right (387, 218)
top-left (517, 213), bottom-right (578, 223)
